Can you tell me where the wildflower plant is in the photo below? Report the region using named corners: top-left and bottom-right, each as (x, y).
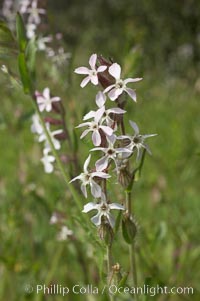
top-left (0, 4), bottom-right (157, 300)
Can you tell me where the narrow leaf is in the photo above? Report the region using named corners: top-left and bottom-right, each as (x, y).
top-left (16, 13), bottom-right (27, 52)
top-left (18, 53), bottom-right (31, 94)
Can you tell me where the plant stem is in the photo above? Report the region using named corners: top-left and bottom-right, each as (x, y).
top-left (107, 245), bottom-right (114, 301)
top-left (126, 191), bottom-right (139, 301)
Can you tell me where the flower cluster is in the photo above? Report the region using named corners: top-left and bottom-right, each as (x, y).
top-left (71, 54), bottom-right (157, 229)
top-left (31, 88), bottom-right (64, 173)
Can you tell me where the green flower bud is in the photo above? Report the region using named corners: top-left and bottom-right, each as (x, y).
top-left (122, 215), bottom-right (137, 244)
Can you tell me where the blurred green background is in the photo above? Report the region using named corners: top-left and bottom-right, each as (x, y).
top-left (0, 0), bottom-right (200, 300)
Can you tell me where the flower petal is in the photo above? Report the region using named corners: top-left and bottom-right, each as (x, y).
top-left (80, 76), bottom-right (91, 88)
top-left (125, 88), bottom-right (137, 102)
top-left (89, 54), bottom-right (97, 69)
top-left (83, 110), bottom-right (96, 120)
top-left (94, 106), bottom-right (105, 123)
top-left (92, 171), bottom-right (111, 178)
top-left (96, 91), bottom-right (106, 108)
top-left (95, 156), bottom-right (109, 171)
top-left (82, 202), bottom-right (97, 213)
top-left (91, 75), bottom-right (98, 85)
top-left (81, 183), bottom-right (87, 198)
top-left (90, 180), bottom-right (102, 198)
top-left (74, 67), bottom-right (90, 74)
top-left (43, 87), bottom-right (50, 99)
top-left (104, 84), bottom-right (115, 94)
top-left (92, 130), bottom-right (101, 146)
top-left (91, 212), bottom-right (102, 226)
top-left (83, 154), bottom-right (91, 172)
top-left (124, 77), bottom-right (143, 84)
top-left (97, 65), bottom-right (107, 72)
top-left (109, 203), bottom-right (124, 210)
top-left (108, 63), bottom-right (121, 80)
top-left (107, 107), bottom-right (126, 114)
top-left (108, 88), bottom-right (121, 101)
top-left (100, 125), bottom-right (113, 136)
top-left (129, 120), bottom-right (139, 134)
top-left (80, 129), bottom-right (90, 139)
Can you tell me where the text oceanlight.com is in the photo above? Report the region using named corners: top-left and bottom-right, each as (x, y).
top-left (25, 284), bottom-right (194, 296)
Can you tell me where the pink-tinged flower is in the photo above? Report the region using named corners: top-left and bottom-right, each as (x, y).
top-left (74, 54), bottom-right (107, 88)
top-left (69, 154), bottom-right (110, 198)
top-left (118, 120), bottom-right (157, 161)
top-left (35, 88), bottom-right (60, 112)
top-left (38, 123), bottom-right (63, 152)
top-left (82, 193), bottom-right (124, 228)
top-left (76, 107), bottom-right (113, 146)
top-left (83, 91), bottom-right (126, 129)
top-left (40, 151), bottom-right (55, 173)
top-left (104, 63), bottom-right (142, 102)
top-left (91, 135), bottom-right (132, 171)
top-left (19, 0), bottom-right (31, 14)
top-left (27, 0), bottom-right (46, 25)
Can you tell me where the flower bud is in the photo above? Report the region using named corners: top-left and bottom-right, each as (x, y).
top-left (122, 214), bottom-right (137, 244)
top-left (98, 221), bottom-right (114, 246)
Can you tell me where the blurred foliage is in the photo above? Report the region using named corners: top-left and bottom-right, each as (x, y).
top-left (0, 0), bottom-right (200, 301)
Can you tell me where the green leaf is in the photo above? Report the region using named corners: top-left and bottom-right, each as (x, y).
top-left (0, 20), bottom-right (17, 58)
top-left (18, 53), bottom-right (31, 94)
top-left (16, 13), bottom-right (27, 52)
top-left (26, 36), bottom-right (37, 82)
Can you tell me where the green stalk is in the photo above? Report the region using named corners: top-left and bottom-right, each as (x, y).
top-left (126, 191), bottom-right (139, 301)
top-left (107, 245), bottom-right (114, 301)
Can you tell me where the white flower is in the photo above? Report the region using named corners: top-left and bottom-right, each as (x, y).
top-left (70, 154), bottom-right (110, 198)
top-left (38, 123), bottom-right (63, 152)
top-left (104, 63), bottom-right (142, 102)
top-left (74, 54), bottom-right (107, 88)
top-left (82, 193), bottom-right (124, 228)
top-left (40, 151), bottom-right (55, 173)
top-left (118, 120), bottom-right (157, 160)
top-left (76, 107), bottom-right (113, 146)
top-left (31, 113), bottom-right (43, 135)
top-left (26, 23), bottom-right (37, 39)
top-left (27, 0), bottom-right (46, 25)
top-left (91, 135), bottom-right (132, 172)
top-left (19, 0), bottom-right (31, 14)
top-left (57, 226), bottom-right (73, 241)
top-left (37, 35), bottom-right (52, 51)
top-left (83, 91), bottom-right (126, 129)
top-left (48, 47), bottom-right (71, 66)
top-left (36, 88), bottom-right (60, 112)
top-left (1, 65), bottom-right (8, 74)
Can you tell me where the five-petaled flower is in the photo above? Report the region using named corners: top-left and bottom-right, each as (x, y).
top-left (118, 120), bottom-right (157, 161)
top-left (38, 123), bottom-right (63, 152)
top-left (74, 54), bottom-right (107, 88)
top-left (91, 135), bottom-right (132, 172)
top-left (82, 193), bottom-right (124, 228)
top-left (27, 0), bottom-right (46, 25)
top-left (83, 91), bottom-right (126, 129)
top-left (35, 87), bottom-right (60, 112)
top-left (104, 63), bottom-right (142, 102)
top-left (76, 107), bottom-right (113, 146)
top-left (69, 154), bottom-right (110, 198)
